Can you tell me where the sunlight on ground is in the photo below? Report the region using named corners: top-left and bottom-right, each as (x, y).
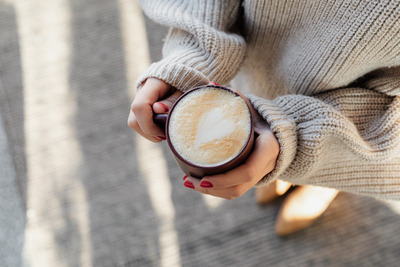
top-left (202, 194), bottom-right (226, 210)
top-left (15, 1), bottom-right (92, 266)
top-left (118, 0), bottom-right (150, 99)
top-left (382, 199), bottom-right (400, 215)
top-left (121, 1), bottom-right (182, 266)
top-left (135, 136), bottom-right (182, 267)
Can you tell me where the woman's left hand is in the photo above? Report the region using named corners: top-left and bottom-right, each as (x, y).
top-left (183, 109), bottom-right (280, 200)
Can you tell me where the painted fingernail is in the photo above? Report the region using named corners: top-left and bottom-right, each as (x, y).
top-left (156, 136), bottom-right (166, 140)
top-left (157, 102), bottom-right (169, 112)
top-left (183, 175), bottom-right (187, 180)
top-left (184, 180), bottom-right (195, 189)
top-left (211, 81), bottom-right (220, 86)
top-left (200, 181), bottom-right (213, 188)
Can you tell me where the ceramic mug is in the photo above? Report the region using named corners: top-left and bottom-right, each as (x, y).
top-left (154, 85), bottom-right (255, 178)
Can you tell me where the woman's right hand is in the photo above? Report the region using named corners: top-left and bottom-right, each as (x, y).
top-left (128, 78), bottom-right (182, 142)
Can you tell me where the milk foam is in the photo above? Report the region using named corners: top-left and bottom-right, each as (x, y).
top-left (168, 88), bottom-right (251, 167)
top-left (194, 107), bottom-right (235, 149)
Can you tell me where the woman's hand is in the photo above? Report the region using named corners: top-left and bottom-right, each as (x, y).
top-left (128, 78), bottom-right (182, 142)
top-left (183, 109), bottom-right (280, 200)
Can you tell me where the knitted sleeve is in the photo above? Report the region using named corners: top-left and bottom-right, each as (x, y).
top-left (248, 67), bottom-right (400, 200)
top-left (137, 0), bottom-right (246, 91)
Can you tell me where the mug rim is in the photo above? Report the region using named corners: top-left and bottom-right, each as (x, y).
top-left (165, 85), bottom-right (254, 175)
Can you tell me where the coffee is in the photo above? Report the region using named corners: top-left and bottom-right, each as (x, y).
top-left (168, 87), bottom-right (252, 167)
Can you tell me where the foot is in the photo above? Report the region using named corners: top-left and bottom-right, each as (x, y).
top-left (255, 180), bottom-right (292, 205)
top-left (275, 185), bottom-right (338, 236)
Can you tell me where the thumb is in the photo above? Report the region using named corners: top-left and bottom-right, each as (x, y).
top-left (152, 90), bottom-right (183, 114)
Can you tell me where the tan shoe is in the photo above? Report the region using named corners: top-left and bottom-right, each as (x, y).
top-left (255, 180), bottom-right (292, 205)
top-left (275, 185), bottom-right (338, 236)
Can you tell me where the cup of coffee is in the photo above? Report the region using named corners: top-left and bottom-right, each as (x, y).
top-left (154, 85), bottom-right (255, 178)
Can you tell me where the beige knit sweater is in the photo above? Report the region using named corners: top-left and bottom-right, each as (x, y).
top-left (137, 0), bottom-right (400, 200)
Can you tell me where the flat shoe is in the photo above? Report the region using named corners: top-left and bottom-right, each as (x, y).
top-left (275, 185), bottom-right (338, 236)
top-left (255, 180), bottom-right (292, 205)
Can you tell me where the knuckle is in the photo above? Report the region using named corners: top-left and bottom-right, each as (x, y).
top-left (244, 173), bottom-right (253, 183)
top-left (131, 102), bottom-right (144, 114)
top-left (127, 117), bottom-right (139, 130)
top-left (243, 167), bottom-right (255, 183)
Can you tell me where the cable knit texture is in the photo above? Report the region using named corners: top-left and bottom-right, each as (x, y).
top-left (138, 0), bottom-right (400, 200)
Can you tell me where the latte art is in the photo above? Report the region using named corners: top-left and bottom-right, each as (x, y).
top-left (168, 88), bottom-right (251, 167)
top-left (194, 107), bottom-right (235, 149)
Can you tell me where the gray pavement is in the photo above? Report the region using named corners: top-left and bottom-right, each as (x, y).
top-left (1, 0), bottom-right (400, 266)
top-left (0, 102), bottom-right (25, 267)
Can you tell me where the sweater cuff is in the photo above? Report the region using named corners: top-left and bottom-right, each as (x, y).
top-left (136, 60), bottom-right (210, 92)
top-left (246, 94), bottom-right (298, 185)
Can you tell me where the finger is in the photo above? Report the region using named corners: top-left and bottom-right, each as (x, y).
top-left (127, 109), bottom-right (164, 142)
top-left (152, 90), bottom-right (183, 114)
top-left (131, 78), bottom-right (171, 137)
top-left (199, 130), bottom-right (279, 189)
top-left (184, 176), bottom-right (251, 200)
top-left (130, 101), bottom-right (165, 138)
top-left (134, 78), bottom-right (172, 103)
top-left (207, 81), bottom-right (220, 86)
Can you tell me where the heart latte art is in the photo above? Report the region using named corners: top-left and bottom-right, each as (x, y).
top-left (168, 88), bottom-right (251, 167)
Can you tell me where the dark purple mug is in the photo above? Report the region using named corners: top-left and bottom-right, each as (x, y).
top-left (154, 85), bottom-right (255, 178)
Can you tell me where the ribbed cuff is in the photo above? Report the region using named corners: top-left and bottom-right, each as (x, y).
top-left (246, 94), bottom-right (298, 185)
top-left (136, 60), bottom-right (211, 92)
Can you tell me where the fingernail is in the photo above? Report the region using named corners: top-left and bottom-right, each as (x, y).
top-left (184, 180), bottom-right (195, 189)
top-left (183, 175), bottom-right (187, 180)
top-left (211, 81), bottom-right (220, 86)
top-left (157, 102), bottom-right (169, 112)
top-left (200, 181), bottom-right (213, 188)
top-left (156, 136), bottom-right (166, 140)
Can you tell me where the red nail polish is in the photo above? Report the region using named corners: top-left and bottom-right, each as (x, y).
top-left (200, 181), bottom-right (213, 188)
top-left (183, 175), bottom-right (187, 180)
top-left (156, 136), bottom-right (166, 140)
top-left (158, 102), bottom-right (169, 112)
top-left (212, 81), bottom-right (220, 86)
top-left (184, 180), bottom-right (195, 189)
